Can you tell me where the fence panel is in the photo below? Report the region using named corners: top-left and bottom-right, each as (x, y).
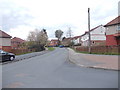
top-left (74, 45), bottom-right (120, 54)
top-left (11, 49), bottom-right (35, 55)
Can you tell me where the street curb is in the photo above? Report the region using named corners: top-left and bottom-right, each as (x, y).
top-left (69, 57), bottom-right (119, 71)
top-left (67, 48), bottom-right (119, 71)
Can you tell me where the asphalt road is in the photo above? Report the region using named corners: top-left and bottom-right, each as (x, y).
top-left (2, 48), bottom-right (118, 88)
top-left (2, 50), bottom-right (49, 65)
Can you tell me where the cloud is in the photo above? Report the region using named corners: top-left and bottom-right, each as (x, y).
top-left (118, 1), bottom-right (120, 16)
top-left (7, 25), bottom-right (35, 40)
top-left (1, 0), bottom-right (33, 31)
top-left (1, 0), bottom-right (119, 40)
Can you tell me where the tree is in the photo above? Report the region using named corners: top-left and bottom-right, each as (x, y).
top-left (55, 30), bottom-right (63, 45)
top-left (66, 27), bottom-right (73, 38)
top-left (27, 28), bottom-right (48, 51)
top-left (36, 29), bottom-right (48, 46)
top-left (66, 27), bottom-right (74, 47)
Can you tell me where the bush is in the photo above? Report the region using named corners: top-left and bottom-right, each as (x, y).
top-left (28, 44), bottom-right (45, 52)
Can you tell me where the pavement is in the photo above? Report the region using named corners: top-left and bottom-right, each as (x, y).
top-left (68, 48), bottom-right (119, 71)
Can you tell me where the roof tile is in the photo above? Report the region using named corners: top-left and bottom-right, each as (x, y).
top-left (0, 30), bottom-right (12, 38)
top-left (104, 16), bottom-right (120, 27)
top-left (11, 37), bottom-right (25, 43)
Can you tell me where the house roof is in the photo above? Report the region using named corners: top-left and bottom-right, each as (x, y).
top-left (104, 16), bottom-right (120, 27)
top-left (80, 32), bottom-right (88, 37)
top-left (12, 37), bottom-right (25, 43)
top-left (72, 36), bottom-right (81, 39)
top-left (0, 30), bottom-right (12, 38)
top-left (62, 36), bottom-right (80, 41)
top-left (62, 37), bottom-right (71, 41)
top-left (89, 25), bottom-right (103, 32)
top-left (51, 39), bottom-right (58, 42)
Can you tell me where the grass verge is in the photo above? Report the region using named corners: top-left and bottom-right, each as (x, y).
top-left (47, 47), bottom-right (55, 51)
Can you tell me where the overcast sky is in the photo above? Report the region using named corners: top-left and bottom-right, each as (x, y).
top-left (0, 0), bottom-right (119, 40)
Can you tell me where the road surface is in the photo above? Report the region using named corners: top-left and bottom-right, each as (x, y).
top-left (2, 48), bottom-right (118, 88)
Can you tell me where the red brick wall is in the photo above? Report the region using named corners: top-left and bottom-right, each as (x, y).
top-left (0, 46), bottom-right (12, 52)
top-left (106, 35), bottom-right (118, 46)
top-left (11, 42), bottom-right (19, 49)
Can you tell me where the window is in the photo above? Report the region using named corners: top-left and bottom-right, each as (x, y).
top-left (117, 25), bottom-right (120, 30)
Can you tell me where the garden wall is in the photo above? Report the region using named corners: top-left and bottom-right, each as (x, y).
top-left (74, 45), bottom-right (120, 54)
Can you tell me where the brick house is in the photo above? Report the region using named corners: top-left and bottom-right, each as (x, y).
top-left (11, 37), bottom-right (25, 49)
top-left (62, 37), bottom-right (71, 46)
top-left (49, 39), bottom-right (58, 47)
top-left (81, 25), bottom-right (106, 46)
top-left (62, 36), bottom-right (81, 46)
top-left (0, 30), bottom-right (12, 52)
top-left (104, 16), bottom-right (120, 46)
top-left (72, 36), bottom-right (81, 46)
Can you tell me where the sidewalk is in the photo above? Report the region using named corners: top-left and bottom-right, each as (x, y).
top-left (68, 48), bottom-right (119, 71)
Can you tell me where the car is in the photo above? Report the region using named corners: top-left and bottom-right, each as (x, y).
top-left (59, 45), bottom-right (64, 48)
top-left (0, 50), bottom-right (15, 62)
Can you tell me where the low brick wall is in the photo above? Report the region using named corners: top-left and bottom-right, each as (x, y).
top-left (74, 45), bottom-right (120, 54)
top-left (1, 46), bottom-right (11, 52)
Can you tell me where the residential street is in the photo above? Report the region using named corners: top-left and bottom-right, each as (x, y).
top-left (2, 48), bottom-right (118, 88)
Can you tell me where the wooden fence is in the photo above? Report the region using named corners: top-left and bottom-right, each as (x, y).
top-left (74, 45), bottom-right (120, 54)
top-left (10, 48), bottom-right (35, 55)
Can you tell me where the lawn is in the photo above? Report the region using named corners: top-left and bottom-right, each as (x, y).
top-left (47, 47), bottom-right (55, 51)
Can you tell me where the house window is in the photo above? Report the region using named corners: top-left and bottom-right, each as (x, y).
top-left (117, 25), bottom-right (120, 30)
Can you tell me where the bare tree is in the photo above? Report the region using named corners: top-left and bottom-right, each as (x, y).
top-left (27, 31), bottom-right (36, 41)
top-left (66, 27), bottom-right (73, 38)
top-left (27, 28), bottom-right (48, 51)
top-left (36, 29), bottom-right (48, 45)
top-left (65, 27), bottom-right (74, 47)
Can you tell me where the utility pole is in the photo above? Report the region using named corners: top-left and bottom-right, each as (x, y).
top-left (88, 8), bottom-right (91, 53)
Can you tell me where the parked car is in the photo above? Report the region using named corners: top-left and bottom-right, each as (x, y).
top-left (59, 45), bottom-right (64, 48)
top-left (0, 50), bottom-right (15, 62)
